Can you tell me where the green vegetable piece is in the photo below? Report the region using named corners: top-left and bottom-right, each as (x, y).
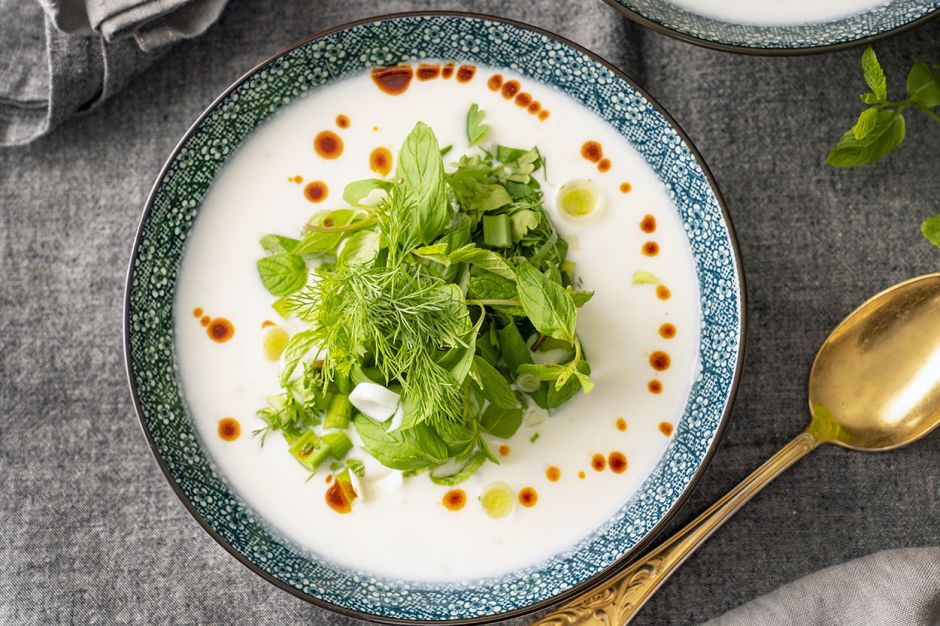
top-left (466, 104), bottom-right (489, 146)
top-left (323, 393), bottom-right (352, 430)
top-left (346, 458), bottom-right (366, 477)
top-left (429, 451), bottom-right (487, 486)
top-left (530, 433), bottom-right (540, 443)
top-left (632, 271), bottom-right (659, 285)
top-left (448, 244), bottom-right (516, 280)
top-left (482, 214), bottom-right (512, 248)
top-left (479, 481), bottom-right (513, 518)
top-left (516, 261), bottom-right (577, 343)
top-left (260, 234), bottom-right (300, 254)
top-left (567, 287), bottom-right (594, 307)
top-left (922, 215), bottom-right (940, 249)
top-left (498, 322), bottom-right (534, 376)
top-left (861, 47), bottom-right (887, 101)
top-left (257, 254), bottom-right (307, 297)
top-left (289, 430), bottom-right (330, 471)
top-left (353, 414), bottom-right (448, 472)
top-left (271, 296), bottom-right (293, 319)
top-left (510, 210), bottom-right (540, 240)
top-left (481, 405), bottom-right (524, 439)
top-left (293, 209), bottom-right (361, 256)
top-left (396, 122), bottom-right (448, 244)
top-left (827, 109), bottom-right (906, 168)
top-left (471, 355), bottom-right (520, 409)
top-left (338, 230), bottom-right (380, 268)
top-left (322, 431), bottom-right (353, 460)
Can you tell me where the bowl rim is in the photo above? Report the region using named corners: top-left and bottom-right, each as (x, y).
top-left (600, 0), bottom-right (940, 56)
top-left (123, 9), bottom-right (748, 624)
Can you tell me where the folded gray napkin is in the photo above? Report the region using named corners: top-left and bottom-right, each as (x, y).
top-left (0, 0), bottom-right (226, 146)
top-left (704, 547), bottom-right (940, 625)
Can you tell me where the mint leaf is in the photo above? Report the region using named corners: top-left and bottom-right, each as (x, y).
top-left (862, 47), bottom-right (887, 101)
top-left (293, 209), bottom-right (360, 255)
top-left (471, 356), bottom-right (520, 409)
top-left (260, 234), bottom-right (299, 254)
top-left (468, 273), bottom-right (518, 301)
top-left (396, 122), bottom-right (448, 244)
top-left (343, 178), bottom-right (391, 207)
top-left (516, 261), bottom-right (576, 342)
top-left (907, 63), bottom-right (940, 109)
top-left (480, 405), bottom-right (524, 439)
top-left (851, 107), bottom-right (880, 140)
top-left (353, 414), bottom-right (448, 471)
top-left (567, 287), bottom-right (594, 307)
top-left (466, 103), bottom-right (489, 146)
top-left (449, 244), bottom-right (516, 281)
top-left (279, 329), bottom-right (318, 386)
top-left (517, 362), bottom-right (566, 382)
top-left (257, 254), bottom-right (306, 296)
top-left (860, 93), bottom-right (880, 105)
top-left (429, 450), bottom-right (487, 485)
top-left (922, 215), bottom-right (940, 249)
top-left (827, 109), bottom-right (906, 167)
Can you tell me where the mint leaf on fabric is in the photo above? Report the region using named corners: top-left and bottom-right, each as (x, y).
top-left (257, 254), bottom-right (306, 296)
top-left (515, 261), bottom-right (576, 342)
top-left (861, 47), bottom-right (887, 101)
top-left (922, 215), bottom-right (940, 249)
top-left (851, 107), bottom-right (880, 140)
top-left (907, 63), bottom-right (940, 109)
top-left (827, 109), bottom-right (906, 167)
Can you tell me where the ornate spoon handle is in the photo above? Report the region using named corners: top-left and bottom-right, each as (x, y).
top-left (536, 431), bottom-right (822, 626)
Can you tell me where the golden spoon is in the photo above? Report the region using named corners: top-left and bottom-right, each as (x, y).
top-left (537, 273), bottom-right (940, 626)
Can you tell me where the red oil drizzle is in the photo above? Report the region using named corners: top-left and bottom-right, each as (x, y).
top-left (640, 214), bottom-right (657, 233)
top-left (370, 147), bottom-right (393, 177)
top-left (325, 474), bottom-right (333, 484)
top-left (207, 318), bottom-right (234, 343)
top-left (487, 74), bottom-right (503, 91)
top-left (200, 315), bottom-right (211, 327)
top-left (218, 418), bottom-right (240, 441)
top-left (371, 65), bottom-right (414, 95)
top-left (616, 417), bottom-right (628, 432)
top-left (609, 452), bottom-right (628, 474)
top-left (591, 453), bottom-right (606, 472)
top-left (456, 65), bottom-right (476, 82)
top-left (441, 62), bottom-right (455, 79)
top-left (515, 92), bottom-right (533, 108)
top-left (657, 285), bottom-right (672, 301)
top-left (443, 489), bottom-right (467, 511)
top-left (304, 181), bottom-right (328, 203)
top-left (642, 241), bottom-right (660, 257)
top-left (538, 110), bottom-right (550, 121)
top-left (335, 114), bottom-right (350, 129)
top-left (597, 158), bottom-right (612, 173)
top-left (581, 141), bottom-right (603, 163)
top-left (192, 307), bottom-right (203, 318)
top-left (659, 422), bottom-right (674, 437)
top-left (501, 80), bottom-right (520, 99)
top-left (325, 480), bottom-right (356, 514)
top-left (518, 487), bottom-right (538, 507)
top-left (546, 466), bottom-right (561, 482)
top-left (578, 471), bottom-right (586, 480)
top-left (648, 380), bottom-right (663, 394)
top-left (498, 445), bottom-right (510, 457)
top-left (660, 323), bottom-right (677, 339)
top-left (314, 131), bottom-right (343, 159)
top-left (416, 63), bottom-right (441, 81)
top-left (527, 101), bottom-right (542, 115)
top-left (620, 182), bottom-right (632, 193)
top-left (650, 351), bottom-right (671, 371)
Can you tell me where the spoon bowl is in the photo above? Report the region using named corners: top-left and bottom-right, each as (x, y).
top-left (539, 273), bottom-right (940, 626)
top-left (808, 273), bottom-right (940, 451)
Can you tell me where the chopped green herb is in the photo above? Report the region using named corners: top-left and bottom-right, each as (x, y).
top-left (530, 433), bottom-right (540, 443)
top-left (466, 104), bottom-right (489, 147)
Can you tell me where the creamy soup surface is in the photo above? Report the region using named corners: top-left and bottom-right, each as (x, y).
top-left (665, 0), bottom-right (888, 25)
top-left (175, 63), bottom-right (702, 582)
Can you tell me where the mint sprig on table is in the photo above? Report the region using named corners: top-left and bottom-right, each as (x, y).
top-left (252, 109), bottom-right (594, 488)
top-left (827, 47), bottom-right (940, 250)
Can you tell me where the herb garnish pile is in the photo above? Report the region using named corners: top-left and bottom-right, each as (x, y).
top-left (253, 108), bottom-right (594, 491)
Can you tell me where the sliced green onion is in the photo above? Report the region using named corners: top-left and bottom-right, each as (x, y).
top-left (480, 481), bottom-right (513, 519)
top-left (322, 431), bottom-right (352, 459)
top-left (482, 214), bottom-right (512, 248)
top-left (289, 430), bottom-right (330, 472)
top-left (323, 393), bottom-right (352, 430)
top-left (557, 179), bottom-right (604, 219)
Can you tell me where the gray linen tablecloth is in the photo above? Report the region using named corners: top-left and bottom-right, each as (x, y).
top-left (1, 0), bottom-right (938, 623)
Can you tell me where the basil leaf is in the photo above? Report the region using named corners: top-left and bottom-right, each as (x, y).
top-left (343, 178), bottom-right (391, 207)
top-left (921, 215), bottom-right (940, 249)
top-left (434, 418), bottom-right (478, 460)
top-left (497, 322), bottom-right (533, 376)
top-left (437, 310), bottom-right (485, 386)
top-left (293, 209), bottom-right (360, 255)
top-left (851, 107), bottom-right (879, 140)
top-left (353, 413), bottom-right (447, 471)
top-left (449, 244), bottom-right (516, 281)
top-left (827, 109), bottom-right (906, 168)
top-left (337, 230), bottom-right (379, 267)
top-left (567, 287), bottom-right (594, 307)
top-left (471, 355), bottom-right (519, 409)
top-left (517, 363), bottom-right (566, 382)
top-left (861, 47), bottom-right (887, 101)
top-left (466, 103), bottom-right (489, 146)
top-left (906, 63), bottom-right (940, 109)
top-left (279, 329), bottom-right (318, 386)
top-left (257, 254), bottom-right (307, 297)
top-left (396, 122), bottom-right (448, 244)
top-left (260, 234), bottom-right (299, 254)
top-left (515, 261), bottom-right (576, 342)
top-left (480, 406), bottom-right (524, 439)
top-left (429, 450), bottom-right (487, 486)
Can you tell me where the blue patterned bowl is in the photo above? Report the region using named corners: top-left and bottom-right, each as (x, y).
top-left (124, 12), bottom-right (745, 623)
top-left (604, 0), bottom-right (939, 54)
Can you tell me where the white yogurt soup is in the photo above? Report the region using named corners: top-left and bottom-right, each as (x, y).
top-left (174, 62), bottom-right (701, 582)
top-left (665, 0), bottom-right (888, 26)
